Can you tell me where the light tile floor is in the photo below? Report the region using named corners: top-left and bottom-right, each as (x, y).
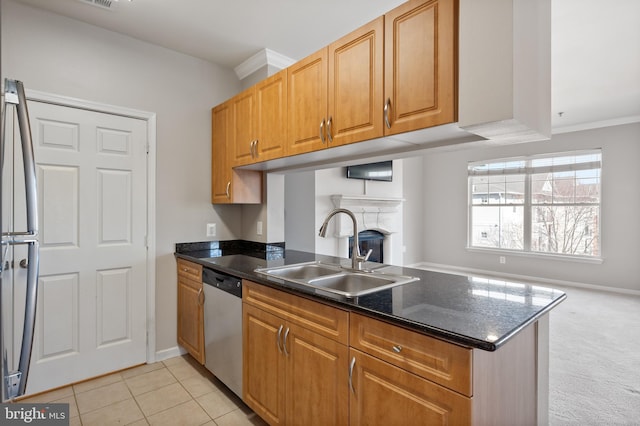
top-left (18, 355), bottom-right (267, 426)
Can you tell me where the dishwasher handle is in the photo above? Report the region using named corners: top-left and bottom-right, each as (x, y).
top-left (202, 268), bottom-right (242, 298)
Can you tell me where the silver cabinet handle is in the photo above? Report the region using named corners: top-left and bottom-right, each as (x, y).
top-left (276, 325), bottom-right (284, 354)
top-left (349, 356), bottom-right (356, 394)
top-left (283, 327), bottom-right (290, 356)
top-left (197, 288), bottom-right (204, 306)
top-left (319, 119), bottom-right (326, 144)
top-left (249, 140), bottom-right (254, 158)
top-left (327, 116), bottom-right (333, 143)
top-left (384, 98), bottom-right (392, 129)
top-left (392, 345), bottom-right (402, 353)
top-left (225, 181), bottom-right (231, 199)
top-left (253, 140), bottom-right (259, 159)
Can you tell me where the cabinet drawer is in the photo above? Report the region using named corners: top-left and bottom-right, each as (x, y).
top-left (350, 313), bottom-right (472, 396)
top-left (243, 280), bottom-right (349, 345)
top-left (177, 259), bottom-right (202, 281)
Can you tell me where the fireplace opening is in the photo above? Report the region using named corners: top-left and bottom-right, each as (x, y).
top-left (349, 230), bottom-right (385, 263)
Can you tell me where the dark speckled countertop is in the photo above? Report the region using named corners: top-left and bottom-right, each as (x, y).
top-left (175, 241), bottom-right (566, 351)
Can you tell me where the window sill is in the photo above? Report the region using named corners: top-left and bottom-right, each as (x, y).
top-left (465, 247), bottom-right (604, 264)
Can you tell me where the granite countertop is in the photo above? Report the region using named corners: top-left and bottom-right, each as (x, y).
top-left (175, 241), bottom-right (566, 351)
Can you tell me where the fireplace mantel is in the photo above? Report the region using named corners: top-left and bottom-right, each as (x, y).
top-left (330, 194), bottom-right (404, 211)
top-left (329, 194), bottom-right (404, 238)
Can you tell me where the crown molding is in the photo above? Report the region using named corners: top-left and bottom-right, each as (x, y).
top-left (234, 48), bottom-right (296, 80)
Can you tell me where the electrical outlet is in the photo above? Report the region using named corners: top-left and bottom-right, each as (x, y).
top-left (257, 221), bottom-right (263, 236)
top-left (499, 256), bottom-right (506, 264)
top-left (206, 223), bottom-right (216, 237)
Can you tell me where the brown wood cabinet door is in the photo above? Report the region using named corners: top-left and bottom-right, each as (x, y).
top-left (243, 303), bottom-right (286, 425)
top-left (287, 48), bottom-right (328, 156)
top-left (177, 276), bottom-right (204, 364)
top-left (349, 349), bottom-right (471, 426)
top-left (211, 104), bottom-right (232, 204)
top-left (285, 324), bottom-right (349, 426)
top-left (328, 16), bottom-right (384, 147)
top-left (255, 70), bottom-right (288, 162)
top-left (384, 0), bottom-right (457, 135)
top-left (231, 88), bottom-right (257, 166)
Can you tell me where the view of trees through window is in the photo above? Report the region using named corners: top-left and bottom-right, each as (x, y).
top-left (468, 151), bottom-right (601, 257)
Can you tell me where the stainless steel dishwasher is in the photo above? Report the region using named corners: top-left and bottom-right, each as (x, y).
top-left (202, 267), bottom-right (242, 398)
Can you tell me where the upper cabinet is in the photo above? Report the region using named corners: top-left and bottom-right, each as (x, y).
top-left (329, 16), bottom-right (384, 147)
top-left (383, 0), bottom-right (457, 135)
top-left (254, 70), bottom-right (288, 162)
top-left (287, 48), bottom-right (328, 155)
top-left (211, 104), bottom-right (262, 204)
top-left (288, 17), bottom-right (384, 156)
top-left (232, 70), bottom-right (288, 166)
top-left (211, 0), bottom-right (550, 175)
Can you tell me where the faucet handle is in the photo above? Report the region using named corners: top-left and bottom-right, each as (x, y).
top-left (363, 249), bottom-right (373, 262)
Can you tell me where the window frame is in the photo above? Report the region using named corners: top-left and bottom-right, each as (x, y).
top-left (467, 149), bottom-right (602, 261)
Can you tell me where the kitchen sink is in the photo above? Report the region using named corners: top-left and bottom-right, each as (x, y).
top-left (254, 261), bottom-right (417, 298)
top-left (260, 262), bottom-right (342, 281)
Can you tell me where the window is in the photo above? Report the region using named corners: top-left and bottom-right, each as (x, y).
top-left (468, 150), bottom-right (601, 258)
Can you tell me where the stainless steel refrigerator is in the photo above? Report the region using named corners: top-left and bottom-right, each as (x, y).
top-left (0, 79), bottom-right (40, 401)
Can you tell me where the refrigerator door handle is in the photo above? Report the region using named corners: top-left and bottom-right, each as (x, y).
top-left (2, 79), bottom-right (39, 399)
top-left (17, 240), bottom-right (38, 396)
top-left (15, 81), bottom-right (38, 235)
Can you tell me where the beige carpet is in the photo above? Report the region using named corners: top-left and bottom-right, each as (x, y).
top-left (549, 285), bottom-right (640, 425)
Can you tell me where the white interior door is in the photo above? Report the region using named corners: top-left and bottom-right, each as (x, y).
top-left (21, 101), bottom-right (148, 395)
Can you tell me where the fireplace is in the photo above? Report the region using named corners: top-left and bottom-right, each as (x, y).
top-left (328, 195), bottom-right (404, 265)
top-left (349, 230), bottom-right (385, 263)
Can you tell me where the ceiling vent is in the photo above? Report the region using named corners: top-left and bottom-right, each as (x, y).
top-left (77, 0), bottom-right (115, 11)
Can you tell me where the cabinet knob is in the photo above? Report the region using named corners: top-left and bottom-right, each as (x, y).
top-left (392, 345), bottom-right (402, 353)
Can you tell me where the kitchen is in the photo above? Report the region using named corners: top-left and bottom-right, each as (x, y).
top-left (1, 0), bottom-right (639, 425)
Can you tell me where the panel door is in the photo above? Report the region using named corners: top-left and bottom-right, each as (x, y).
top-left (287, 48), bottom-right (328, 156)
top-left (349, 349), bottom-right (471, 426)
top-left (242, 303), bottom-right (286, 425)
top-left (328, 16), bottom-right (384, 147)
top-left (211, 103), bottom-right (232, 203)
top-left (384, 0), bottom-right (457, 135)
top-left (230, 88), bottom-right (256, 166)
top-left (21, 101), bottom-right (148, 395)
top-left (286, 323), bottom-right (349, 426)
top-left (177, 276), bottom-right (204, 364)
top-left (255, 70), bottom-right (287, 162)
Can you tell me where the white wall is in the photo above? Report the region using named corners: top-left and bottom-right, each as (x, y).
top-left (417, 122), bottom-right (640, 292)
top-left (401, 156), bottom-right (425, 265)
top-left (1, 0), bottom-right (243, 353)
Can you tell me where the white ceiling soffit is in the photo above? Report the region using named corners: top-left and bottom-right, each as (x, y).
top-left (10, 0), bottom-right (640, 132)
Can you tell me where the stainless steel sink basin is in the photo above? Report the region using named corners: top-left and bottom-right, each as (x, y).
top-left (254, 261), bottom-right (417, 298)
top-left (260, 262), bottom-right (342, 281)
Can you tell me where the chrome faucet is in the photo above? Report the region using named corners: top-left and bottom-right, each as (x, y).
top-left (318, 208), bottom-right (372, 271)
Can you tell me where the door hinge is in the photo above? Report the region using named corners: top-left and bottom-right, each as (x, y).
top-left (5, 371), bottom-right (21, 399)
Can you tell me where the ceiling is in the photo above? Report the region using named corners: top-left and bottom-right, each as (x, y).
top-left (12, 0), bottom-right (640, 133)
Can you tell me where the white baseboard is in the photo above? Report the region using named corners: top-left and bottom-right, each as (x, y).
top-left (155, 346), bottom-right (186, 363)
top-left (408, 261), bottom-right (640, 297)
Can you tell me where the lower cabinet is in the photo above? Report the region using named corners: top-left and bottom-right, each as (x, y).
top-left (176, 259), bottom-right (205, 364)
top-left (242, 281), bottom-right (540, 425)
top-left (349, 348), bottom-right (471, 425)
top-left (242, 280), bottom-right (349, 426)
